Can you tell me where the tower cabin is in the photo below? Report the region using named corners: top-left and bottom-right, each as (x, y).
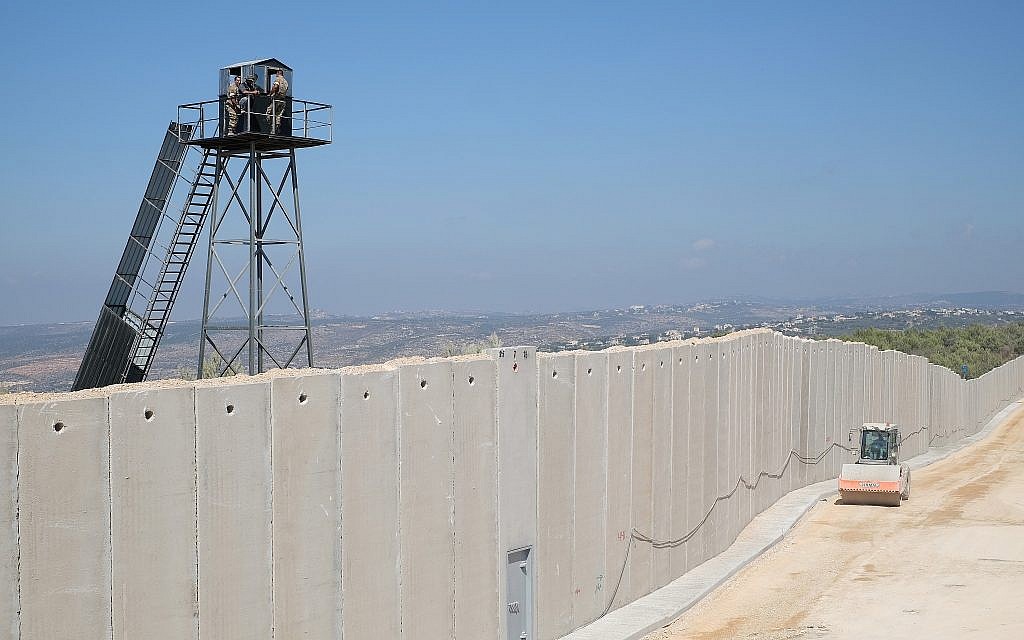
top-left (178, 57), bottom-right (331, 152)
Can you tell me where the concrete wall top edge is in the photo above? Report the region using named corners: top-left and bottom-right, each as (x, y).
top-left (7, 328), bottom-right (1022, 404)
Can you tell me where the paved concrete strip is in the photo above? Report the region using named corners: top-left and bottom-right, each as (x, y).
top-left (558, 398), bottom-right (1023, 640)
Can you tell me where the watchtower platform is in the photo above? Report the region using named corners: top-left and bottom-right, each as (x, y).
top-left (176, 58), bottom-right (332, 152)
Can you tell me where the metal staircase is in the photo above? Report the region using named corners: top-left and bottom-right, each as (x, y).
top-left (72, 123), bottom-right (217, 390)
top-left (128, 150), bottom-right (217, 379)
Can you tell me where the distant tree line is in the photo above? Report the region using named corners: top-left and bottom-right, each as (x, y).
top-left (839, 323), bottom-right (1024, 379)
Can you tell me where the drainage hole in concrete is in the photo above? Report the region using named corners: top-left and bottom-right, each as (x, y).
top-left (144, 409), bottom-right (155, 422)
top-left (616, 365), bottom-right (622, 373)
top-left (298, 393), bottom-right (308, 404)
top-left (420, 379), bottom-right (428, 389)
top-left (641, 363), bottom-right (646, 371)
top-left (468, 376), bottom-right (475, 385)
top-left (587, 368), bottom-right (593, 376)
top-left (512, 362), bottom-right (518, 372)
top-left (552, 370), bottom-right (558, 379)
top-left (53, 422), bottom-right (66, 434)
top-left (363, 391), bottom-right (370, 399)
top-left (226, 404), bottom-right (235, 415)
top-left (659, 361), bottom-right (664, 367)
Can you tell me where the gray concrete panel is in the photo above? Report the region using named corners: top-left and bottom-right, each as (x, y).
top-left (670, 344), bottom-right (693, 577)
top-left (452, 358), bottom-right (499, 640)
top-left (688, 343), bottom-right (709, 566)
top-left (752, 337), bottom-right (767, 513)
top-left (777, 337), bottom-right (791, 501)
top-left (825, 341), bottom-right (838, 479)
top-left (536, 352), bottom-right (575, 637)
top-left (727, 338), bottom-right (741, 546)
top-left (605, 350), bottom-right (634, 614)
top-left (109, 386), bottom-right (198, 640)
top-left (719, 340), bottom-right (735, 548)
top-left (489, 347), bottom-right (538, 541)
top-left (487, 345), bottom-right (538, 640)
top-left (0, 405), bottom-right (17, 640)
top-left (574, 351), bottom-right (609, 626)
top-left (339, 368), bottom-right (401, 640)
top-left (18, 397), bottom-right (111, 640)
top-left (714, 341), bottom-right (731, 555)
top-left (798, 340), bottom-right (812, 490)
top-left (270, 373), bottom-right (342, 639)
top-left (629, 349), bottom-right (655, 600)
top-left (703, 342), bottom-right (721, 558)
top-left (399, 361), bottom-right (456, 640)
top-left (649, 347), bottom-right (674, 588)
top-left (759, 336), bottom-right (773, 513)
top-left (782, 339), bottom-right (798, 493)
top-left (195, 381), bottom-right (272, 640)
top-left (772, 337), bottom-right (784, 496)
top-left (740, 336), bottom-right (755, 530)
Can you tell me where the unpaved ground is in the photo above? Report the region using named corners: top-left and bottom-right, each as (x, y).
top-left (645, 407), bottom-right (1024, 640)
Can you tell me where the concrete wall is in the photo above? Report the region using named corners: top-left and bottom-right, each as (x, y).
top-left (1, 330), bottom-right (1022, 640)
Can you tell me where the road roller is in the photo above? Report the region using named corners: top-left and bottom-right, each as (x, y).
top-left (838, 423), bottom-right (910, 506)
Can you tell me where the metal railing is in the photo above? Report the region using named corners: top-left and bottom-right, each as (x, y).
top-left (176, 97), bottom-right (333, 144)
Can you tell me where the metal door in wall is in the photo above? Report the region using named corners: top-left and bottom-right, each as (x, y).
top-left (506, 547), bottom-right (533, 640)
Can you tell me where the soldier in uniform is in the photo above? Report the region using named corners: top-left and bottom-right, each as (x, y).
top-left (225, 75), bottom-right (242, 134)
top-left (265, 71), bottom-right (289, 134)
top-left (239, 75), bottom-right (263, 132)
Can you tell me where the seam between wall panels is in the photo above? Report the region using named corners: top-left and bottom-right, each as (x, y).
top-left (193, 388), bottom-right (200, 640)
top-left (491, 356), bottom-right (499, 634)
top-left (395, 372), bottom-right (404, 638)
top-left (571, 355), bottom-right (578, 630)
top-left (268, 387), bottom-right (275, 640)
top-left (335, 375), bottom-right (345, 640)
top-left (13, 404), bottom-right (21, 640)
top-left (449, 365), bottom-right (456, 640)
top-left (106, 398), bottom-right (114, 640)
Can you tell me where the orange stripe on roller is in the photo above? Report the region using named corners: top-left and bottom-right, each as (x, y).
top-left (838, 479), bottom-right (900, 492)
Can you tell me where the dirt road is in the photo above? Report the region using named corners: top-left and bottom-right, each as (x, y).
top-left (645, 407), bottom-right (1024, 640)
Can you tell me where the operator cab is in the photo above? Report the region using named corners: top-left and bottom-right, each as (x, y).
top-left (856, 423), bottom-right (900, 465)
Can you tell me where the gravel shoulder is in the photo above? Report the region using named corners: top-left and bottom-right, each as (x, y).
top-left (645, 407), bottom-right (1024, 640)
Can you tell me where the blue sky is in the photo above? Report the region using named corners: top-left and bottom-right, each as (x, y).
top-left (1, 1), bottom-right (1022, 324)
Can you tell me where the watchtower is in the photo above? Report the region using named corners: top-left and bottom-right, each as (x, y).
top-left (72, 58), bottom-right (331, 390)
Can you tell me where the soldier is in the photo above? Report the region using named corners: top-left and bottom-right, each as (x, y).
top-left (266, 70), bottom-right (289, 134)
top-left (225, 75), bottom-right (242, 134)
top-left (239, 75), bottom-right (263, 132)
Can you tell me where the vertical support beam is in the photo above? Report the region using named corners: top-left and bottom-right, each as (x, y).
top-left (247, 143), bottom-right (258, 375)
top-left (290, 149), bottom-right (315, 368)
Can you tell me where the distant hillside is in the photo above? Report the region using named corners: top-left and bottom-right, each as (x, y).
top-left (839, 323), bottom-right (1024, 379)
